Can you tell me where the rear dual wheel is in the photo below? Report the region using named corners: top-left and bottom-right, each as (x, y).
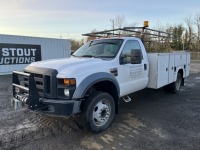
top-left (164, 73), bottom-right (182, 93)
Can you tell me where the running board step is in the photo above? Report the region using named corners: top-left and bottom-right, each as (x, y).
top-left (122, 95), bottom-right (132, 102)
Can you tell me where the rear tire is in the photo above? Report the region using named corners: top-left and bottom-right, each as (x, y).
top-left (82, 91), bottom-right (115, 133)
top-left (164, 73), bottom-right (182, 93)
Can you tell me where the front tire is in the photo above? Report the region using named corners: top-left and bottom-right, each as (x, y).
top-left (82, 91), bottom-right (115, 133)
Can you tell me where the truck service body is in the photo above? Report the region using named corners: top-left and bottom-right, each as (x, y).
top-left (11, 27), bottom-right (190, 133)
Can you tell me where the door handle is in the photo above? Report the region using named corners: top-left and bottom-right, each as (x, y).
top-left (144, 64), bottom-right (147, 70)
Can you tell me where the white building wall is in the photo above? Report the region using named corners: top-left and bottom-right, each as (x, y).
top-left (0, 34), bottom-right (71, 74)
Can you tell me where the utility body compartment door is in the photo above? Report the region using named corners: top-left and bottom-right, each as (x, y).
top-left (185, 53), bottom-right (190, 77)
top-left (157, 55), bottom-right (169, 87)
top-left (147, 53), bottom-right (172, 89)
top-left (168, 54), bottom-right (175, 83)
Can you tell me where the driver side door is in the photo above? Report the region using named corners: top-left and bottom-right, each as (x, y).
top-left (117, 40), bottom-right (148, 96)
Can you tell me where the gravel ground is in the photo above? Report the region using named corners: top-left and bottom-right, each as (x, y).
top-left (0, 62), bottom-right (200, 150)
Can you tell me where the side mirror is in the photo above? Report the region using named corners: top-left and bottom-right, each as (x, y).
top-left (120, 54), bottom-right (128, 64)
top-left (130, 49), bottom-right (142, 64)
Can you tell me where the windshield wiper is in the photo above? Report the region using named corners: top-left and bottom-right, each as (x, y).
top-left (91, 42), bottom-right (116, 46)
top-left (80, 55), bottom-right (109, 59)
top-left (95, 56), bottom-right (113, 58)
top-left (80, 55), bottom-right (95, 58)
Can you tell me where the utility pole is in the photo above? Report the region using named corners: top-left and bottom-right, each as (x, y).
top-left (110, 19), bottom-right (114, 35)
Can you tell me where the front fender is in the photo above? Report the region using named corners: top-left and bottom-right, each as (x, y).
top-left (72, 72), bottom-right (120, 99)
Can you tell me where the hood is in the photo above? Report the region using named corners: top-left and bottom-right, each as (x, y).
top-left (29, 57), bottom-right (109, 76)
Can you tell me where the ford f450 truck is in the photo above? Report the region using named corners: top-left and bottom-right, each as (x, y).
top-left (11, 26), bottom-right (190, 133)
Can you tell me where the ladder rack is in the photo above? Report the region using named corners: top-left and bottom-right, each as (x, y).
top-left (82, 27), bottom-right (176, 52)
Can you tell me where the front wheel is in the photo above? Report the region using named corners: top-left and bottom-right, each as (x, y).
top-left (82, 91), bottom-right (115, 133)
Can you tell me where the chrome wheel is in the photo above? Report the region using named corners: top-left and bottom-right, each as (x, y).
top-left (83, 91), bottom-right (115, 133)
top-left (92, 99), bottom-right (111, 126)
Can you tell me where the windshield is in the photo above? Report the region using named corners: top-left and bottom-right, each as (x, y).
top-left (73, 39), bottom-right (124, 58)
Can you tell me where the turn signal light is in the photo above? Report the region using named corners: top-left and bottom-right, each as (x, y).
top-left (64, 79), bottom-right (76, 86)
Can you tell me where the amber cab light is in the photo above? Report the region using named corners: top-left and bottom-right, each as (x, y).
top-left (144, 21), bottom-right (149, 27)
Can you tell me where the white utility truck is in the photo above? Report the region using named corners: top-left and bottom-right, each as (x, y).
top-left (11, 24), bottom-right (190, 133)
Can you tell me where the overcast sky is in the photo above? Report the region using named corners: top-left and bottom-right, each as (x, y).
top-left (0, 0), bottom-right (200, 39)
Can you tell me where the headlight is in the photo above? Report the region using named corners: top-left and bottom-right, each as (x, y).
top-left (57, 78), bottom-right (76, 99)
top-left (64, 89), bottom-right (70, 96)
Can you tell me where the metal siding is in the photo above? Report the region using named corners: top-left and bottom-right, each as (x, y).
top-left (0, 34), bottom-right (70, 74)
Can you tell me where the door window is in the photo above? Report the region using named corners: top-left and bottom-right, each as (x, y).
top-left (120, 40), bottom-right (143, 64)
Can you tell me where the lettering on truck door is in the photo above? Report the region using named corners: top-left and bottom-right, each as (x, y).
top-left (117, 40), bottom-right (148, 96)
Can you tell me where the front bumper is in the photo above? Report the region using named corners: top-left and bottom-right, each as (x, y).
top-left (12, 71), bottom-right (81, 116)
top-left (41, 98), bottom-right (81, 116)
top-left (11, 97), bottom-right (81, 116)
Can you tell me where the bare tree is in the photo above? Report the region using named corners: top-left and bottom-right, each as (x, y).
top-left (185, 14), bottom-right (193, 50)
top-left (126, 22), bottom-right (138, 27)
top-left (114, 15), bottom-right (126, 29)
top-left (194, 12), bottom-right (200, 51)
top-left (70, 39), bottom-right (84, 51)
top-left (153, 20), bottom-right (165, 31)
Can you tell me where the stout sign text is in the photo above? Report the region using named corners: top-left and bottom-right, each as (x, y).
top-left (0, 43), bottom-right (41, 65)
